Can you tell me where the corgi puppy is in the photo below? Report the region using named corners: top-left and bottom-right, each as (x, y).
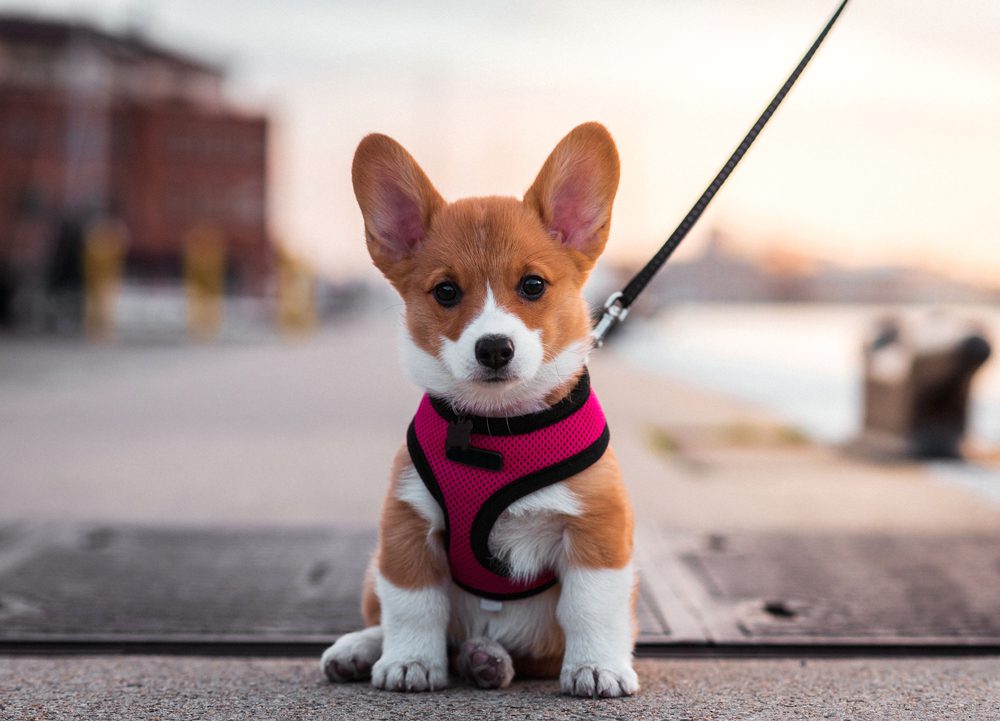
top-left (321, 123), bottom-right (637, 698)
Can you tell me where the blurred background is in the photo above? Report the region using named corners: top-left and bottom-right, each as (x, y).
top-left (1, 0), bottom-right (998, 526)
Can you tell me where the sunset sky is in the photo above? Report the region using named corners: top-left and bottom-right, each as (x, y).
top-left (4, 0), bottom-right (1000, 285)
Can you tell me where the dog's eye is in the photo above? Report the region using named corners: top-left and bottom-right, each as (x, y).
top-left (432, 281), bottom-right (461, 307)
top-left (519, 275), bottom-right (546, 300)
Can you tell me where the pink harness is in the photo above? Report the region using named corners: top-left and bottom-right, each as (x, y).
top-left (407, 372), bottom-right (609, 601)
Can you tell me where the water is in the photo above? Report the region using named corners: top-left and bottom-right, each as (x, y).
top-left (614, 303), bottom-right (1000, 446)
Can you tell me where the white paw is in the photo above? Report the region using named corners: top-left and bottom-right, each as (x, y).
top-left (371, 656), bottom-right (448, 692)
top-left (560, 663), bottom-right (639, 698)
top-left (321, 627), bottom-right (383, 683)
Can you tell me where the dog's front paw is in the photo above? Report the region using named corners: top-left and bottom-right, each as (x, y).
top-left (371, 657), bottom-right (448, 692)
top-left (321, 627), bottom-right (383, 683)
top-left (560, 663), bottom-right (639, 698)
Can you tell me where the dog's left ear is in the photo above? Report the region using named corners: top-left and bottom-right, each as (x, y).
top-left (524, 122), bottom-right (620, 267)
top-left (352, 133), bottom-right (445, 282)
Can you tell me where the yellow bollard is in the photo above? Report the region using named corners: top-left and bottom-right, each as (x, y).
top-left (276, 247), bottom-right (316, 335)
top-left (83, 216), bottom-right (128, 341)
top-left (183, 223), bottom-right (226, 341)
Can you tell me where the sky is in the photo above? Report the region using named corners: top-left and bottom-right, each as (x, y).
top-left (3, 0), bottom-right (999, 285)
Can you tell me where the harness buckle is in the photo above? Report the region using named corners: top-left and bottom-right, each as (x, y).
top-left (592, 291), bottom-right (630, 348)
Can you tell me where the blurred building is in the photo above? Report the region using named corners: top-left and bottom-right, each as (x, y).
top-left (0, 14), bottom-right (269, 325)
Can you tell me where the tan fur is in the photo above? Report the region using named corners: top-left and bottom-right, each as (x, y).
top-left (352, 123), bottom-right (616, 362)
top-left (361, 560), bottom-right (381, 627)
top-left (352, 123), bottom-right (634, 684)
top-left (563, 447), bottom-right (634, 569)
top-left (391, 197), bottom-right (594, 361)
top-left (523, 122), bottom-right (620, 269)
top-left (511, 654), bottom-right (564, 679)
top-left (352, 133), bottom-right (444, 282)
top-left (375, 446), bottom-right (449, 590)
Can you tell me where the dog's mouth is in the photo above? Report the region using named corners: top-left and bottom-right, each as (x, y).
top-left (474, 371), bottom-right (516, 385)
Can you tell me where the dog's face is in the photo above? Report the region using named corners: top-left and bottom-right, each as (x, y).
top-left (353, 123), bottom-right (620, 415)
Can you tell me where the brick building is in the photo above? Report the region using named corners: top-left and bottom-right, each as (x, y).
top-left (0, 15), bottom-right (269, 323)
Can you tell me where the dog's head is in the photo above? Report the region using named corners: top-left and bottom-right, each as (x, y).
top-left (353, 123), bottom-right (620, 415)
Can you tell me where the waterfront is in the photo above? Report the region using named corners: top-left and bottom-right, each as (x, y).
top-left (615, 303), bottom-right (1000, 446)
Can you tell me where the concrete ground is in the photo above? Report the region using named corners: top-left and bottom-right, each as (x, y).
top-left (2, 313), bottom-right (998, 532)
top-left (2, 655), bottom-right (998, 721)
top-left (2, 313), bottom-right (1000, 719)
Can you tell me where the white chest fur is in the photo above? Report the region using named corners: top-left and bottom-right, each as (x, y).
top-left (395, 463), bottom-right (581, 653)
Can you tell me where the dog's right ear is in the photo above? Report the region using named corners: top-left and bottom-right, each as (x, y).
top-left (352, 134), bottom-right (444, 280)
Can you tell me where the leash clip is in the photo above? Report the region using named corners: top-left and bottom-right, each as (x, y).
top-left (592, 291), bottom-right (629, 348)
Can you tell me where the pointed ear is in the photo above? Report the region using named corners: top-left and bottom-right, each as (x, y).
top-left (523, 122), bottom-right (620, 266)
top-left (352, 133), bottom-right (445, 276)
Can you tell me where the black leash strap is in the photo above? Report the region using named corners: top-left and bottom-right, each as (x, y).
top-left (593, 0), bottom-right (851, 347)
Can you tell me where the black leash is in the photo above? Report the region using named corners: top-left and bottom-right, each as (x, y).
top-left (593, 0), bottom-right (851, 347)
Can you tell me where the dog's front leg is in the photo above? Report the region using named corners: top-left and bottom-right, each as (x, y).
top-left (556, 564), bottom-right (639, 698)
top-left (372, 572), bottom-right (449, 692)
top-left (370, 477), bottom-right (450, 692)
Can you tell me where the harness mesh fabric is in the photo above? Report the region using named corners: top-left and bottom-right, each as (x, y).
top-left (408, 374), bottom-right (609, 600)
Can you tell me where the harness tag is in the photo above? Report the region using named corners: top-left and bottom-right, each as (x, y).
top-left (446, 418), bottom-right (473, 451)
top-left (445, 417), bottom-right (504, 471)
top-left (479, 598), bottom-right (503, 613)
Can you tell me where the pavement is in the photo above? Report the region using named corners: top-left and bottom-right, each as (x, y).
top-left (3, 313), bottom-right (998, 532)
top-left (2, 313), bottom-right (1000, 719)
top-left (3, 655), bottom-right (999, 721)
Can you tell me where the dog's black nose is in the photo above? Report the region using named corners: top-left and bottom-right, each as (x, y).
top-left (475, 335), bottom-right (515, 370)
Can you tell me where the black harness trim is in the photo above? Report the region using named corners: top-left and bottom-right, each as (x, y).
top-left (427, 371), bottom-right (592, 435)
top-left (406, 371), bottom-right (610, 601)
top-left (469, 423), bottom-right (610, 579)
top-left (407, 420), bottom-right (450, 551)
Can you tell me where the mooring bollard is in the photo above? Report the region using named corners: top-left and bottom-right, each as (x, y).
top-left (183, 223), bottom-right (226, 341)
top-left (276, 247), bottom-right (316, 335)
top-left (83, 216), bottom-right (128, 341)
top-left (859, 315), bottom-right (992, 459)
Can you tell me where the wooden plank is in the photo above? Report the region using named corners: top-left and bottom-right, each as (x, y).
top-left (633, 526), bottom-right (713, 643)
top-left (0, 523), bottom-right (671, 645)
top-left (10, 523), bottom-right (997, 650)
top-left (0, 524), bottom-right (374, 640)
top-left (640, 527), bottom-right (1000, 645)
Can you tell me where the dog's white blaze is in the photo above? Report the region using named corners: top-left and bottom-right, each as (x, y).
top-left (557, 564), bottom-right (639, 695)
top-left (399, 293), bottom-right (592, 416)
top-left (372, 570), bottom-right (450, 690)
top-left (440, 285), bottom-right (543, 383)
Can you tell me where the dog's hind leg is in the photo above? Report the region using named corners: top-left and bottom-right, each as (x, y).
top-left (455, 637), bottom-right (515, 690)
top-left (322, 552), bottom-right (384, 683)
top-left (321, 626), bottom-right (383, 683)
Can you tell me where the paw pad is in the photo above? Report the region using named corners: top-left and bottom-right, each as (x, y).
top-left (456, 637), bottom-right (514, 690)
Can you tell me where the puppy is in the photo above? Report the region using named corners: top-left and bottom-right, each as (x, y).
top-left (321, 123), bottom-right (637, 698)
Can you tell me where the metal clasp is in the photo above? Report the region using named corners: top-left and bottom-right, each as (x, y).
top-left (592, 291), bottom-right (630, 348)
